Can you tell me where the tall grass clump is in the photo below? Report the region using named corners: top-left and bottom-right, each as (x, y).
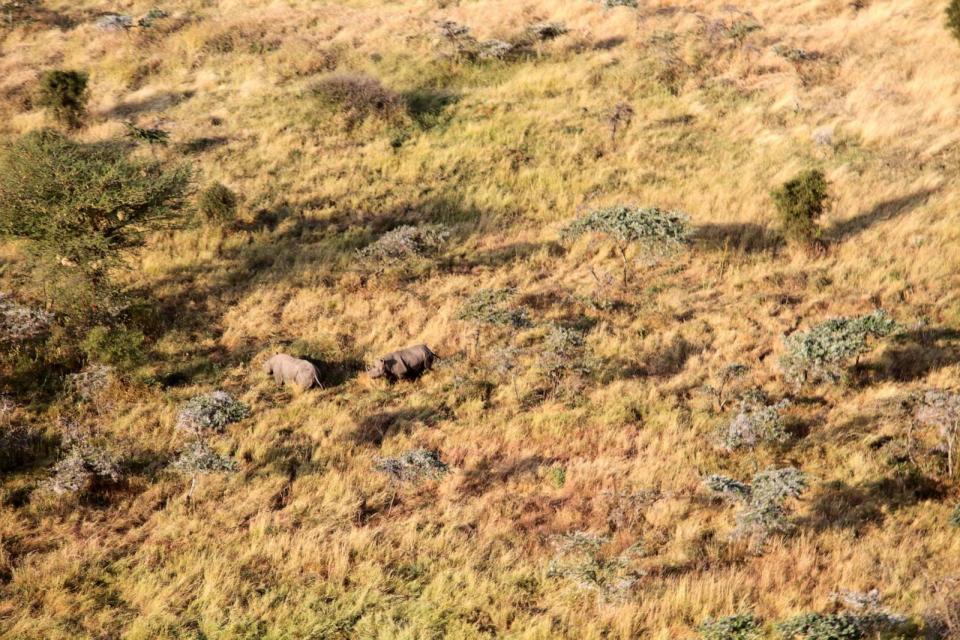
top-left (771, 169), bottom-right (829, 245)
top-left (312, 73), bottom-right (402, 128)
top-left (36, 69), bottom-right (88, 128)
top-left (197, 182), bottom-right (238, 223)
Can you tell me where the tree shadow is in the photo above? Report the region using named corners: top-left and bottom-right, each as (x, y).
top-left (457, 241), bottom-right (561, 270)
top-left (457, 454), bottom-right (550, 496)
top-left (233, 207), bottom-right (287, 234)
top-left (694, 222), bottom-right (783, 254)
top-left (593, 36), bottom-right (626, 51)
top-left (351, 405), bottom-right (449, 446)
top-left (298, 355), bottom-right (364, 388)
top-left (175, 136), bottom-right (229, 155)
top-left (100, 91), bottom-right (195, 119)
top-left (403, 89), bottom-right (460, 129)
top-left (801, 471), bottom-right (945, 533)
top-left (830, 188), bottom-right (939, 239)
top-left (867, 327), bottom-right (960, 383)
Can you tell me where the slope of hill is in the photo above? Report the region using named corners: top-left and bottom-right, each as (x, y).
top-left (2, 0), bottom-right (960, 638)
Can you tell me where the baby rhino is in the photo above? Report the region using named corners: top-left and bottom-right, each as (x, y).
top-left (368, 344), bottom-right (438, 382)
top-left (263, 353), bottom-right (322, 390)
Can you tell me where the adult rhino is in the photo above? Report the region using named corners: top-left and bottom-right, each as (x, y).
top-left (368, 344), bottom-right (438, 382)
top-left (263, 353), bottom-right (322, 390)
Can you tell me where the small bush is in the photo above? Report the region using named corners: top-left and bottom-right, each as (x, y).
top-left (699, 614), bottom-right (762, 640)
top-left (458, 288), bottom-right (531, 351)
top-left (527, 22), bottom-right (568, 41)
top-left (0, 293), bottom-right (51, 346)
top-left (358, 224), bottom-right (450, 265)
top-left (197, 182), bottom-right (238, 223)
top-left (915, 390), bottom-right (960, 477)
top-left (563, 205), bottom-right (689, 285)
top-left (138, 8), bottom-right (168, 28)
top-left (602, 0), bottom-right (638, 7)
top-left (705, 467), bottom-right (808, 550)
top-left (66, 364), bottom-right (114, 401)
top-left (771, 169), bottom-right (829, 244)
top-left (547, 531), bottom-right (642, 600)
top-left (951, 504), bottom-right (960, 527)
top-left (313, 74), bottom-right (402, 127)
top-left (718, 392), bottom-right (790, 451)
top-left (124, 122), bottom-right (169, 146)
top-left (374, 449), bottom-right (447, 481)
top-left (780, 310), bottom-right (899, 387)
top-left (776, 613), bottom-right (863, 640)
top-left (47, 443), bottom-right (121, 495)
top-left (36, 69), bottom-right (88, 128)
top-left (171, 440), bottom-right (237, 475)
top-left (608, 102), bottom-right (634, 146)
top-left (80, 325), bottom-right (145, 369)
top-left (538, 325), bottom-right (590, 394)
top-left (0, 420), bottom-right (44, 473)
top-left (702, 363), bottom-right (749, 411)
top-left (176, 391), bottom-right (249, 438)
top-left (948, 0), bottom-right (960, 45)
top-left (457, 288), bottom-right (529, 328)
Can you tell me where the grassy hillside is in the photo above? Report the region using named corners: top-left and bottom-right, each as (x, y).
top-left (2, 0), bottom-right (960, 638)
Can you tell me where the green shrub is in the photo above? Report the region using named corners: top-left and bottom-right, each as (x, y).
top-left (457, 288), bottom-right (531, 350)
top-left (0, 129), bottom-right (190, 283)
top-left (124, 122), bottom-right (169, 146)
top-left (771, 169), bottom-right (829, 244)
top-left (562, 205), bottom-right (689, 285)
top-left (718, 392), bottom-right (790, 452)
top-left (705, 467), bottom-right (808, 550)
top-left (948, 0), bottom-right (960, 44)
top-left (776, 613), bottom-right (864, 639)
top-left (176, 391), bottom-right (249, 438)
top-left (699, 614), bottom-right (762, 640)
top-left (197, 182), bottom-right (238, 223)
top-left (702, 362), bottom-right (749, 411)
top-left (547, 531), bottom-right (641, 600)
top-left (951, 504), bottom-right (960, 528)
top-left (36, 69), bottom-right (88, 128)
top-left (80, 325), bottom-right (145, 369)
top-left (780, 310), bottom-right (899, 387)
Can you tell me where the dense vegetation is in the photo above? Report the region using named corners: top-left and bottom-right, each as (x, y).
top-left (0, 1), bottom-right (959, 639)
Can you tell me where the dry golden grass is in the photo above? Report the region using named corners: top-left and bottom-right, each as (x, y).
top-left (2, 0), bottom-right (960, 638)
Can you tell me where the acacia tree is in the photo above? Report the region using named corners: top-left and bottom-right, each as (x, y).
top-left (0, 129), bottom-right (190, 285)
top-left (562, 205), bottom-right (689, 285)
top-left (704, 467), bottom-right (808, 550)
top-left (457, 288), bottom-right (530, 352)
top-left (780, 310), bottom-right (899, 387)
